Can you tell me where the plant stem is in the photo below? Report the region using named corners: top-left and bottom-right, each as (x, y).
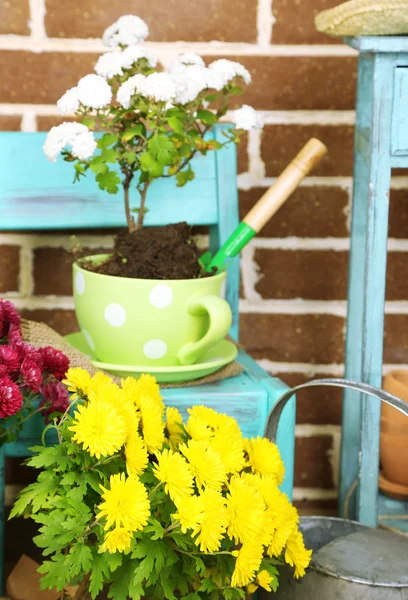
top-left (136, 182), bottom-right (149, 230)
top-left (148, 480), bottom-right (164, 498)
top-left (124, 172), bottom-right (136, 233)
top-left (73, 572), bottom-right (91, 600)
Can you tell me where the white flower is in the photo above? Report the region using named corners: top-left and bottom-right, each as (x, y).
top-left (140, 72), bottom-right (176, 102)
top-left (43, 122), bottom-right (96, 163)
top-left (169, 52), bottom-right (205, 74)
top-left (57, 87), bottom-right (79, 115)
top-left (230, 105), bottom-right (262, 130)
top-left (76, 74), bottom-right (112, 109)
top-left (171, 65), bottom-right (209, 105)
top-left (95, 51), bottom-right (125, 78)
top-left (208, 59), bottom-right (251, 90)
top-left (103, 15), bottom-right (149, 48)
top-left (117, 74), bottom-right (146, 108)
top-left (122, 45), bottom-right (158, 69)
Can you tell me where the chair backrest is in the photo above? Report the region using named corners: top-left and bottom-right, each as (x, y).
top-left (0, 124), bottom-right (240, 339)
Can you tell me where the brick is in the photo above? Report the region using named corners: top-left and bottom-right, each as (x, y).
top-left (389, 189), bottom-right (408, 238)
top-left (239, 186), bottom-right (349, 237)
top-left (45, 0), bottom-right (257, 42)
top-left (0, 116), bottom-right (21, 131)
top-left (277, 372), bottom-right (343, 424)
top-left (237, 131), bottom-right (248, 174)
top-left (294, 498), bottom-right (338, 514)
top-left (295, 435), bottom-right (335, 489)
top-left (262, 124), bottom-right (355, 177)
top-left (240, 313), bottom-right (344, 363)
top-left (20, 309), bottom-right (78, 336)
top-left (33, 245), bottom-right (113, 295)
top-left (254, 249), bottom-right (348, 300)
top-left (272, 0), bottom-right (341, 44)
top-left (386, 253), bottom-right (408, 301)
top-left (0, 52), bottom-right (97, 104)
top-left (0, 246), bottom-right (20, 293)
top-left (0, 0), bottom-right (30, 35)
top-left (384, 315), bottom-right (408, 364)
top-left (207, 56), bottom-right (357, 110)
top-left (37, 116), bottom-right (72, 131)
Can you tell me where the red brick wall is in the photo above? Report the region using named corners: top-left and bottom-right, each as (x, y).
top-left (2, 0), bottom-right (408, 511)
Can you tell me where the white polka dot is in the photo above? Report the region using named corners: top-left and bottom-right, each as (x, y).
top-left (75, 271), bottom-right (85, 295)
top-left (104, 303), bottom-right (126, 327)
top-left (82, 329), bottom-right (95, 351)
top-left (143, 339), bottom-right (167, 360)
top-left (149, 284), bottom-right (173, 309)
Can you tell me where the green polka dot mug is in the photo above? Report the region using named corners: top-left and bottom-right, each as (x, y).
top-left (73, 255), bottom-right (232, 367)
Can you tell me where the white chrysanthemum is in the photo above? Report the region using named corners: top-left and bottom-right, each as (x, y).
top-left (230, 105), bottom-right (262, 130)
top-left (57, 87), bottom-right (80, 116)
top-left (122, 45), bottom-right (158, 69)
top-left (43, 122), bottom-right (96, 163)
top-left (117, 73), bottom-right (146, 109)
top-left (95, 51), bottom-right (125, 78)
top-left (140, 72), bottom-right (176, 102)
top-left (103, 15), bottom-right (149, 48)
top-left (171, 65), bottom-right (209, 105)
top-left (169, 52), bottom-right (205, 74)
top-left (76, 74), bottom-right (112, 109)
top-left (208, 59), bottom-right (251, 90)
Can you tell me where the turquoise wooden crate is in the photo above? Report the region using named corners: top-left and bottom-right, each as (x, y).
top-left (0, 124), bottom-right (296, 592)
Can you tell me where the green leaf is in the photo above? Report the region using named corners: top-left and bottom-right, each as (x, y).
top-left (148, 133), bottom-right (177, 166)
top-left (96, 170), bottom-right (121, 194)
top-left (97, 133), bottom-right (118, 149)
top-left (99, 148), bottom-right (118, 163)
top-left (168, 116), bottom-right (183, 133)
top-left (123, 151), bottom-right (137, 164)
top-left (90, 162), bottom-right (108, 176)
top-left (176, 166), bottom-right (195, 187)
top-left (197, 109), bottom-right (217, 125)
top-left (66, 542), bottom-right (93, 578)
top-left (109, 561), bottom-right (141, 600)
top-left (139, 151), bottom-right (163, 178)
top-left (122, 125), bottom-right (145, 143)
top-left (89, 553), bottom-right (111, 599)
top-left (38, 556), bottom-right (69, 593)
top-left (145, 518), bottom-right (164, 540)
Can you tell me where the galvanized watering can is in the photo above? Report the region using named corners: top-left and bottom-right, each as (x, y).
top-left (262, 378), bottom-right (408, 600)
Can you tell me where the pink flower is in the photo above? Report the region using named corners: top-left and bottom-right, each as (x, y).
top-left (39, 381), bottom-right (70, 422)
top-left (7, 323), bottom-right (22, 344)
top-left (13, 342), bottom-right (43, 369)
top-left (0, 346), bottom-right (20, 374)
top-left (20, 357), bottom-right (43, 393)
top-left (39, 346), bottom-right (70, 381)
top-left (0, 377), bottom-right (23, 418)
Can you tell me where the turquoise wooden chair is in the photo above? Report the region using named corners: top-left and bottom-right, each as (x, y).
top-left (0, 124), bottom-right (295, 590)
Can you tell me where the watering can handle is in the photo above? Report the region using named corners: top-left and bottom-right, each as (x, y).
top-left (264, 377), bottom-right (408, 444)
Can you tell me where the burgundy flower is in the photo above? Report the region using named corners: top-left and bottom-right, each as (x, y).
top-left (39, 381), bottom-right (70, 422)
top-left (0, 365), bottom-right (8, 378)
top-left (13, 342), bottom-right (43, 369)
top-left (20, 357), bottom-right (43, 393)
top-left (0, 300), bottom-right (21, 342)
top-left (38, 346), bottom-right (70, 381)
top-left (0, 377), bottom-right (23, 418)
top-left (7, 323), bottom-right (22, 345)
top-left (0, 346), bottom-right (20, 374)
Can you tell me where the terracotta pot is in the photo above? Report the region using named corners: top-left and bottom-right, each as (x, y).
top-left (382, 371), bottom-right (408, 423)
top-left (380, 371), bottom-right (408, 490)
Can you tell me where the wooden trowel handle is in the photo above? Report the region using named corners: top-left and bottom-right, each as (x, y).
top-left (243, 138), bottom-right (328, 233)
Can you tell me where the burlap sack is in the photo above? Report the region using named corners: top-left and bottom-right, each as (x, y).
top-left (21, 319), bottom-right (242, 388)
top-left (315, 0), bottom-right (408, 36)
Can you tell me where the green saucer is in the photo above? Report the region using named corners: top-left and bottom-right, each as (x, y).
top-left (64, 332), bottom-right (238, 384)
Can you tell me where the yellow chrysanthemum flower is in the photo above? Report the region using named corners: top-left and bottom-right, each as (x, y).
top-left (231, 539), bottom-right (264, 587)
top-left (69, 398), bottom-right (127, 459)
top-left (166, 407), bottom-right (184, 449)
top-left (186, 415), bottom-right (214, 441)
top-left (101, 527), bottom-right (133, 554)
top-left (116, 392), bottom-right (141, 438)
top-left (257, 570), bottom-right (273, 591)
top-left (244, 437), bottom-right (285, 484)
top-left (188, 405), bottom-right (220, 428)
top-left (129, 373), bottom-right (164, 413)
top-left (89, 371), bottom-right (119, 396)
top-left (210, 417), bottom-right (245, 474)
top-left (247, 583), bottom-right (258, 594)
top-left (125, 433), bottom-right (148, 476)
top-left (97, 473), bottom-right (150, 532)
top-left (180, 439), bottom-right (227, 491)
top-left (153, 449), bottom-right (194, 504)
top-left (63, 367), bottom-right (92, 398)
top-left (267, 503), bottom-right (299, 558)
top-left (172, 494), bottom-right (204, 533)
top-left (121, 376), bottom-right (139, 403)
top-left (285, 530), bottom-right (312, 578)
top-left (191, 488), bottom-right (227, 553)
top-left (226, 477), bottom-right (265, 544)
top-left (139, 394), bottom-right (165, 453)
